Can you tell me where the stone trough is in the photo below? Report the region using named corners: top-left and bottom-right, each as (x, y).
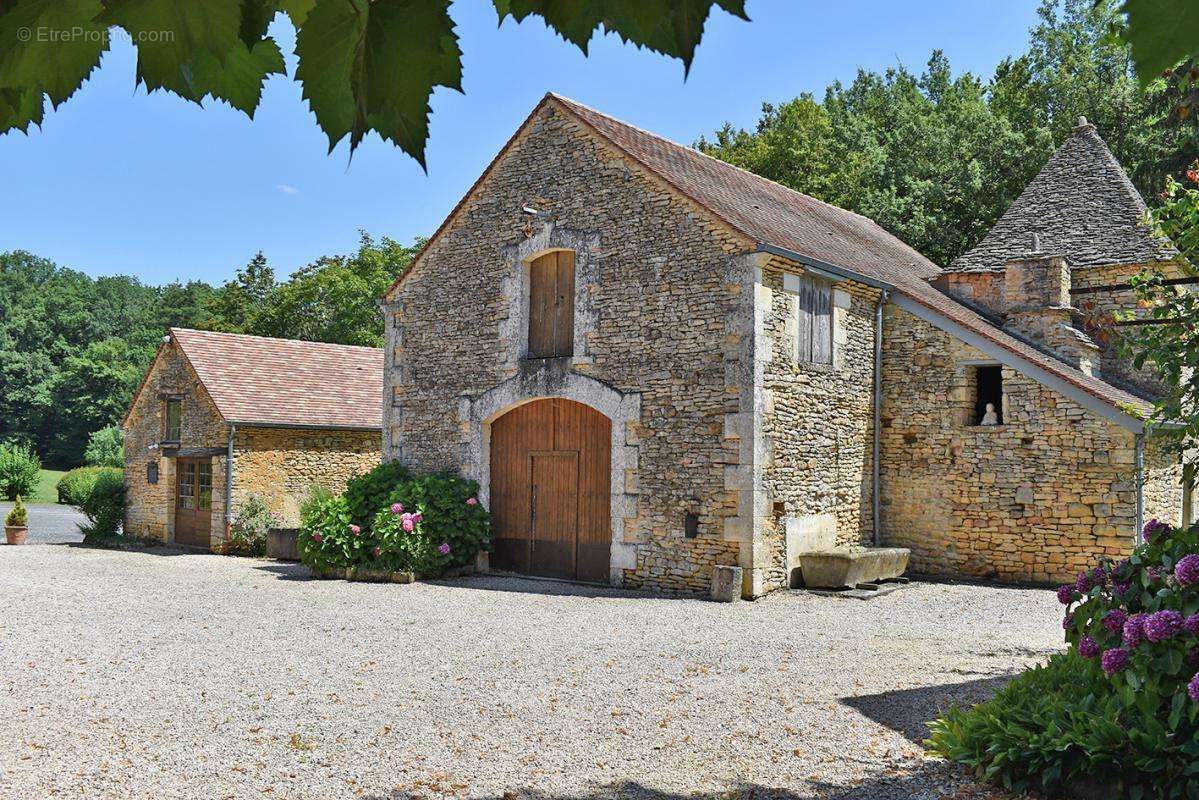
top-left (794, 547), bottom-right (911, 590)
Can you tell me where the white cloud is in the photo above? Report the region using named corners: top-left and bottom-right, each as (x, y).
top-left (276, 184), bottom-right (300, 195)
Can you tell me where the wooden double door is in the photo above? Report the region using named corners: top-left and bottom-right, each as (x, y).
top-left (490, 398), bottom-right (611, 582)
top-left (174, 457), bottom-right (213, 548)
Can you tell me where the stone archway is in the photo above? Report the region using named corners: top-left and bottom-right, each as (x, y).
top-left (457, 368), bottom-right (640, 584)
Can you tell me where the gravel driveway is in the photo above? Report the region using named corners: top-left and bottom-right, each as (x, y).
top-left (0, 545), bottom-right (1063, 799)
top-left (0, 501), bottom-right (85, 544)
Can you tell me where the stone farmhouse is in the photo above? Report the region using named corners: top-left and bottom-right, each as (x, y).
top-left (122, 329), bottom-right (382, 547)
top-left (380, 94), bottom-right (1193, 599)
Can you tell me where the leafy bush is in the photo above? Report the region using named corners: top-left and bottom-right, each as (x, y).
top-left (0, 442), bottom-right (41, 500)
top-left (928, 519), bottom-right (1199, 798)
top-left (299, 484), bottom-right (334, 521)
top-left (5, 495), bottom-right (27, 527)
top-left (57, 466), bottom-right (117, 506)
top-left (298, 469), bottom-right (489, 578)
top-left (84, 425), bottom-right (125, 467)
top-left (78, 468), bottom-right (125, 543)
top-left (342, 460), bottom-right (411, 533)
top-left (224, 494), bottom-right (277, 557)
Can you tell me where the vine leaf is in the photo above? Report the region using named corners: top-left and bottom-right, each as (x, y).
top-left (492, 0), bottom-right (748, 75)
top-left (295, 0), bottom-right (462, 166)
top-left (188, 38), bottom-right (285, 116)
top-left (1121, 0), bottom-right (1199, 84)
top-left (0, 0), bottom-right (107, 107)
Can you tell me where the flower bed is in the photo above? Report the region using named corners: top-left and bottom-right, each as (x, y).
top-left (298, 465), bottom-right (490, 582)
top-left (928, 518), bottom-right (1199, 798)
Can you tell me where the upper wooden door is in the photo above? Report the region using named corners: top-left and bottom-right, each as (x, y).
top-left (490, 398), bottom-right (610, 582)
top-left (527, 251), bottom-right (574, 358)
top-left (174, 458), bottom-right (213, 548)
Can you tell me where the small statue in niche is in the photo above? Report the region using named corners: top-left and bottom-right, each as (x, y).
top-left (980, 403), bottom-right (999, 426)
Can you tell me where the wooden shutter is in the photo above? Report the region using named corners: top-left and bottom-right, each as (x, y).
top-left (528, 251), bottom-right (575, 358)
top-left (795, 275), bottom-right (833, 365)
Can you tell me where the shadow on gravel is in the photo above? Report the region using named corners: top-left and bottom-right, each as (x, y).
top-left (363, 769), bottom-right (997, 800)
top-left (254, 562), bottom-right (315, 581)
top-left (840, 675), bottom-right (1016, 742)
top-left (429, 574), bottom-right (698, 602)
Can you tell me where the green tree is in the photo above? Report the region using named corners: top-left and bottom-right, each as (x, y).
top-left (0, 1), bottom-right (747, 165)
top-left (48, 338), bottom-right (147, 467)
top-left (84, 424), bottom-right (125, 468)
top-left (208, 251), bottom-right (277, 334)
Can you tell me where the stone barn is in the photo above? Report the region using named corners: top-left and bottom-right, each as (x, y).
top-left (122, 328), bottom-right (382, 548)
top-left (380, 94), bottom-right (1193, 597)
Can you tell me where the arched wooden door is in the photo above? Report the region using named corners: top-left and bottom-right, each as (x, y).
top-left (490, 398), bottom-right (611, 582)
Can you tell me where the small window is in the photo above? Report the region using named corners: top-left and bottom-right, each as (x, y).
top-left (795, 275), bottom-right (833, 365)
top-left (974, 366), bottom-right (1004, 425)
top-left (164, 398), bottom-right (182, 442)
top-left (177, 461), bottom-right (196, 509)
top-left (146, 462), bottom-right (159, 485)
top-left (527, 250), bottom-right (575, 358)
top-left (197, 462), bottom-right (213, 511)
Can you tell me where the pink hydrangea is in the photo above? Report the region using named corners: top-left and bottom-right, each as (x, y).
top-left (373, 546), bottom-right (382, 558)
top-left (401, 515), bottom-right (415, 533)
top-left (466, 497), bottom-right (478, 506)
top-left (391, 502), bottom-right (403, 514)
top-left (311, 532), bottom-right (323, 543)
top-left (349, 524), bottom-right (361, 535)
top-left (438, 542), bottom-right (451, 555)
top-left (412, 513), bottom-right (423, 523)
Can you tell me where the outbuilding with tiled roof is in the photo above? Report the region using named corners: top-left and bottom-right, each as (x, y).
top-left (121, 329), bottom-right (382, 548)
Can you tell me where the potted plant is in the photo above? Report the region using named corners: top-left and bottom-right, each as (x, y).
top-left (5, 495), bottom-right (28, 545)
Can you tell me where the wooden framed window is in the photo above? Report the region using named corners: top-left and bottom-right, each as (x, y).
top-left (197, 462), bottom-right (213, 511)
top-left (527, 250), bottom-right (575, 358)
top-left (794, 275), bottom-right (833, 365)
top-left (164, 397), bottom-right (182, 442)
top-left (177, 461), bottom-right (196, 509)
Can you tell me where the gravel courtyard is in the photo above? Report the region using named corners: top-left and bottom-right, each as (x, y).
top-left (0, 544), bottom-right (1064, 800)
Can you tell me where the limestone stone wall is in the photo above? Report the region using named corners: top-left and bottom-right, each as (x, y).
top-left (759, 261), bottom-right (880, 591)
top-left (231, 427), bottom-right (380, 526)
top-left (1144, 437), bottom-right (1186, 528)
top-left (123, 343), bottom-right (228, 545)
top-left (880, 305), bottom-right (1147, 583)
top-left (383, 103), bottom-right (746, 594)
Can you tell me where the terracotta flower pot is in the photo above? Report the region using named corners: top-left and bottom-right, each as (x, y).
top-left (5, 526), bottom-right (28, 545)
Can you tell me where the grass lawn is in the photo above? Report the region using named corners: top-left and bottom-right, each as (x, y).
top-left (30, 469), bottom-right (66, 504)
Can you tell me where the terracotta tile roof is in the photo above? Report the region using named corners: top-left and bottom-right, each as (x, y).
top-left (549, 95), bottom-right (1152, 419)
top-left (948, 118), bottom-right (1178, 272)
top-left (170, 328), bottom-right (383, 430)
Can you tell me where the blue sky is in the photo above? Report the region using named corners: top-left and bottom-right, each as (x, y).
top-left (0, 1), bottom-right (1042, 285)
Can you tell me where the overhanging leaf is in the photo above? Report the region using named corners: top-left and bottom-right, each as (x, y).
top-left (279, 0), bottom-right (316, 28)
top-left (98, 0), bottom-right (243, 96)
top-left (0, 0), bottom-right (107, 107)
top-left (188, 38), bottom-right (285, 116)
top-left (493, 0), bottom-right (748, 75)
top-left (295, 0), bottom-right (462, 164)
top-left (239, 0), bottom-right (280, 46)
top-left (1121, 0), bottom-right (1199, 84)
top-left (0, 85), bottom-right (43, 131)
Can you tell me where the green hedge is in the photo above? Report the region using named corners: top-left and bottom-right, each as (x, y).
top-left (299, 464), bottom-right (489, 578)
top-left (0, 442), bottom-right (40, 500)
top-left (78, 469), bottom-right (125, 543)
top-left (57, 467), bottom-right (119, 506)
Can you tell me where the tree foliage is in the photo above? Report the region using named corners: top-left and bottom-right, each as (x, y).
top-left (698, 0), bottom-right (1199, 267)
top-left (0, 0), bottom-right (747, 164)
top-left (0, 233), bottom-right (419, 468)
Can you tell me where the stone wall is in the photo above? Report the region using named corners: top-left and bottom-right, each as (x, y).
top-left (383, 103), bottom-right (747, 594)
top-left (759, 260), bottom-right (880, 591)
top-left (231, 427), bottom-right (380, 526)
top-left (123, 343), bottom-right (228, 544)
top-left (1144, 437), bottom-right (1186, 528)
top-left (879, 306), bottom-right (1151, 583)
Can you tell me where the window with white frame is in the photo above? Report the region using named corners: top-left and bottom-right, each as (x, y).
top-left (794, 275), bottom-right (833, 365)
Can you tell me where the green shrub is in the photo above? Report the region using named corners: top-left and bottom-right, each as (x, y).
top-left (224, 494), bottom-right (277, 557)
top-left (5, 495), bottom-right (27, 527)
top-left (57, 466), bottom-right (114, 506)
top-left (78, 468), bottom-right (125, 543)
top-left (0, 442), bottom-right (41, 500)
top-left (84, 425), bottom-right (125, 467)
top-left (342, 460), bottom-right (411, 532)
top-left (298, 470), bottom-right (490, 578)
top-left (928, 519), bottom-right (1199, 798)
top-left (299, 484), bottom-right (334, 522)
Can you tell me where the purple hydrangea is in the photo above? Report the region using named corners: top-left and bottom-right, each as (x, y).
top-left (437, 542), bottom-right (451, 555)
top-left (1063, 613), bottom-right (1074, 630)
top-left (1190, 673), bottom-right (1199, 703)
top-left (1176, 555), bottom-right (1199, 587)
top-left (1056, 584), bottom-right (1076, 605)
top-left (1091, 566), bottom-right (1109, 588)
top-left (1075, 571), bottom-right (1093, 593)
top-left (1189, 648), bottom-right (1199, 667)
top-left (1147, 567), bottom-right (1164, 584)
top-left (1101, 647), bottom-right (1130, 675)
top-left (1078, 636), bottom-right (1100, 659)
top-left (1145, 610), bottom-right (1184, 642)
top-left (1123, 614), bottom-right (1146, 648)
top-left (1113, 579), bottom-right (1132, 597)
top-left (1102, 609), bottom-right (1128, 634)
top-left (1185, 614), bottom-right (1199, 636)
top-left (1143, 518), bottom-right (1172, 542)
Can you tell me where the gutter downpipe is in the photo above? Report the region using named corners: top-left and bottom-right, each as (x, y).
top-left (1135, 432), bottom-right (1145, 546)
top-left (873, 289), bottom-right (890, 547)
top-left (225, 424), bottom-right (236, 542)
